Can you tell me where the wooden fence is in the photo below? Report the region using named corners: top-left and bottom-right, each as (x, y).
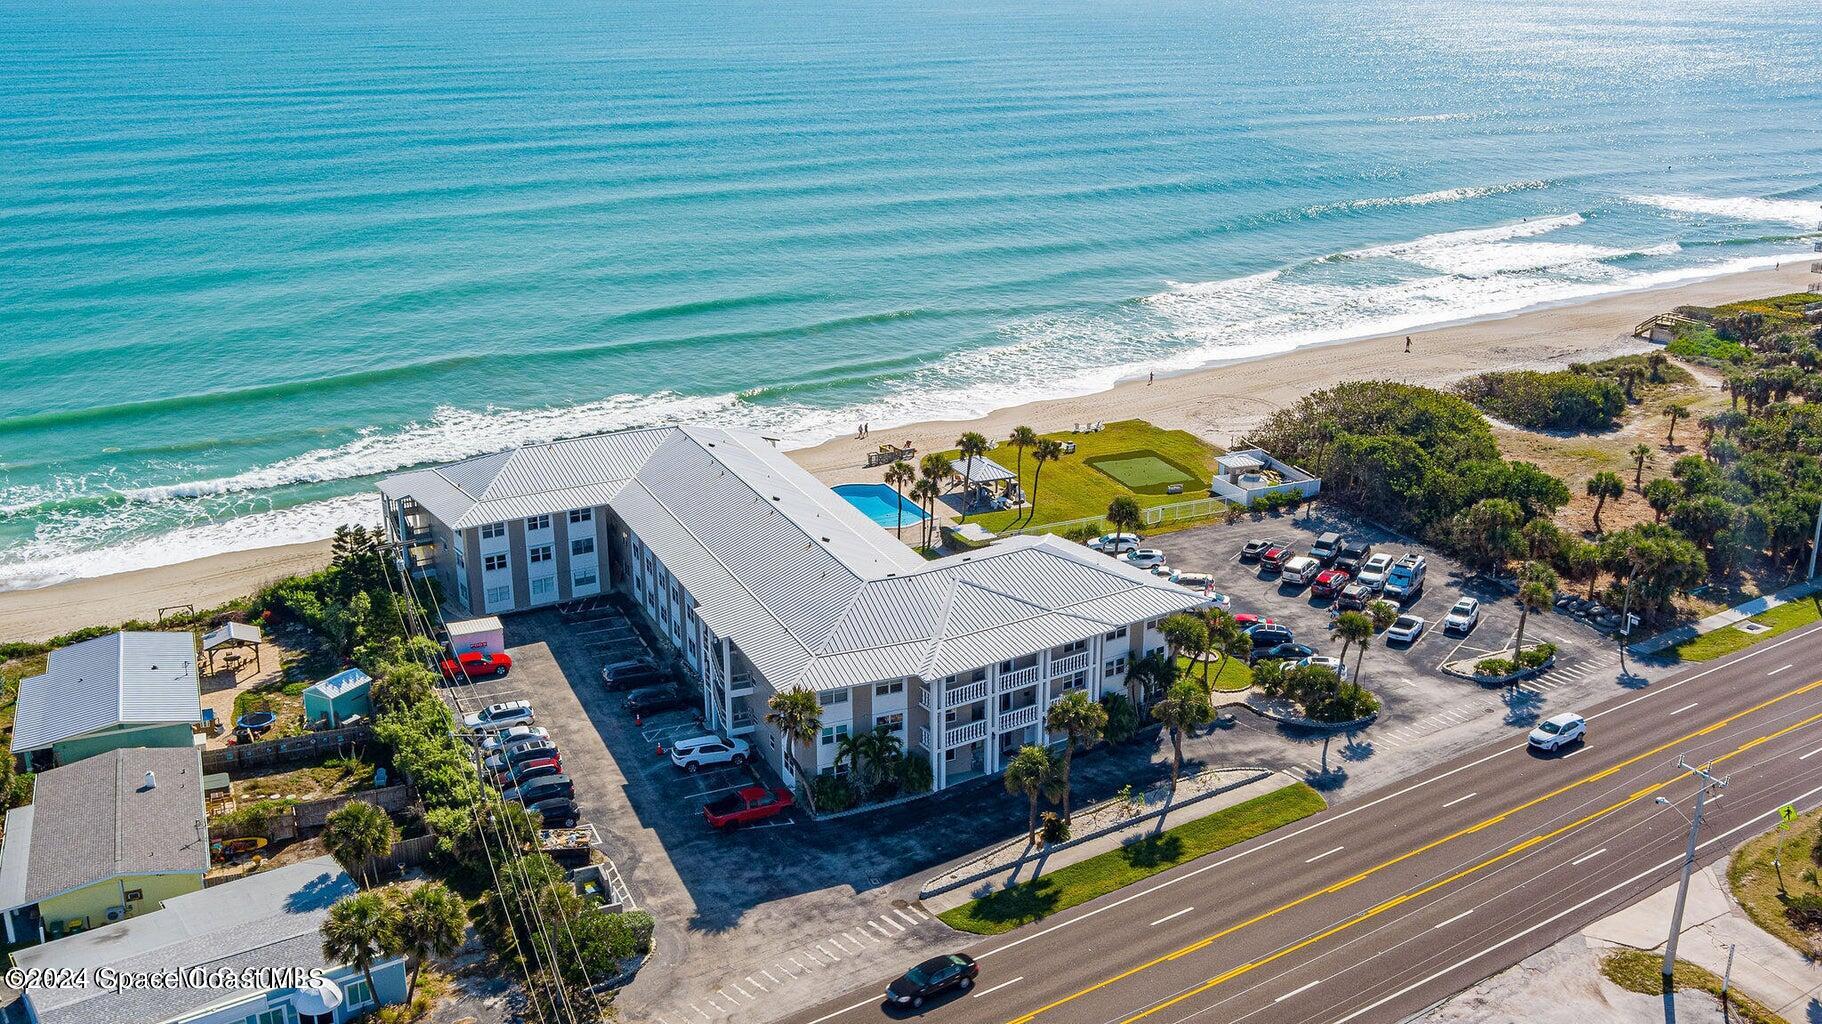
top-left (202, 725), bottom-right (373, 773)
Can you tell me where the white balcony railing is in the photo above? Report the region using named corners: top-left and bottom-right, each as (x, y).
top-left (945, 718), bottom-right (989, 747)
top-left (919, 725), bottom-right (932, 751)
top-left (997, 704), bottom-right (1041, 732)
top-left (729, 673), bottom-right (754, 696)
top-left (998, 665), bottom-right (1039, 690)
top-left (918, 688), bottom-right (932, 712)
top-left (944, 679), bottom-right (989, 707)
top-left (1050, 651), bottom-right (1092, 677)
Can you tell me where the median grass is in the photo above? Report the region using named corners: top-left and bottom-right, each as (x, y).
top-left (1177, 653), bottom-right (1253, 692)
top-left (1600, 950), bottom-right (1790, 1024)
top-left (1672, 594), bottom-right (1822, 662)
top-left (1725, 804), bottom-right (1822, 958)
top-left (937, 782), bottom-right (1325, 935)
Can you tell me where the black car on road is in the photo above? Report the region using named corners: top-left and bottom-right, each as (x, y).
top-left (885, 953), bottom-right (978, 1009)
top-left (624, 685), bottom-right (688, 715)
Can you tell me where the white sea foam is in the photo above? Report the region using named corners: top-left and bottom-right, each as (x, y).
top-left (1342, 180), bottom-right (1548, 211)
top-left (1633, 194), bottom-right (1822, 228)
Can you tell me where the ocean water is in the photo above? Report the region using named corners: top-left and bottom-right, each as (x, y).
top-left (2, 0), bottom-right (1820, 591)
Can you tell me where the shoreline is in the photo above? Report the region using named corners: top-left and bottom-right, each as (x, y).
top-left (2, 260), bottom-right (1814, 645)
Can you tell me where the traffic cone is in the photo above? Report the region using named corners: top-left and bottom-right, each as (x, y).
top-left (634, 712), bottom-right (643, 727)
top-left (656, 742), bottom-right (665, 756)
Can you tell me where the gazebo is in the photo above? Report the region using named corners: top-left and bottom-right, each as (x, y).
top-left (200, 621), bottom-right (263, 674)
top-left (951, 455), bottom-right (1022, 512)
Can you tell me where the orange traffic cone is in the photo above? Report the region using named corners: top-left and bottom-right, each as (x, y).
top-left (634, 712), bottom-right (643, 727)
top-left (656, 742), bottom-right (665, 756)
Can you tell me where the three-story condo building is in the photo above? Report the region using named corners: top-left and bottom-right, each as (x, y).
top-left (378, 426), bottom-right (1205, 792)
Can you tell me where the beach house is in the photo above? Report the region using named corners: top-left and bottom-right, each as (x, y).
top-left (0, 747), bottom-right (209, 945)
top-left (379, 425), bottom-right (1207, 792)
top-left (11, 856), bottom-right (405, 1024)
top-left (10, 630), bottom-right (202, 771)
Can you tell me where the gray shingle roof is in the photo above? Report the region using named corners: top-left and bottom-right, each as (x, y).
top-left (0, 747), bottom-right (208, 909)
top-left (15, 856), bottom-right (365, 1024)
top-left (10, 632), bottom-right (201, 754)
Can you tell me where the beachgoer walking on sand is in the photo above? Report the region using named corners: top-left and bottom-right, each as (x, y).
top-left (1148, 371), bottom-right (1155, 385)
top-left (1404, 336), bottom-right (1411, 353)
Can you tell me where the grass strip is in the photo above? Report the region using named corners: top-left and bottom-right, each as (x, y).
top-left (937, 782), bottom-right (1325, 935)
top-left (1600, 950), bottom-right (1790, 1024)
top-left (1673, 595), bottom-right (1822, 662)
top-left (1176, 653), bottom-right (1253, 692)
top-left (1725, 804), bottom-right (1822, 958)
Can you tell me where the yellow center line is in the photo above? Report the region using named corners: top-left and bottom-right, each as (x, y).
top-left (1005, 676), bottom-right (1822, 1024)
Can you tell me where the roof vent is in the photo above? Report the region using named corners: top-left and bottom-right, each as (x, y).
top-left (821, 537), bottom-right (830, 543)
top-left (143, 771), bottom-right (157, 790)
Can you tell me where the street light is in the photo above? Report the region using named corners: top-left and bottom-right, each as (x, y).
top-left (1660, 758), bottom-right (1727, 984)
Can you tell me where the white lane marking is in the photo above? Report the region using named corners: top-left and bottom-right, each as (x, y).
top-left (1562, 749), bottom-right (1583, 759)
top-left (1801, 747), bottom-right (1822, 761)
top-left (1771, 663), bottom-right (1794, 675)
top-left (1433, 910), bottom-right (1473, 929)
top-left (1441, 792), bottom-right (1478, 809)
top-left (802, 997), bottom-right (878, 1024)
top-left (1571, 847), bottom-right (1608, 866)
top-left (1306, 846), bottom-right (1345, 864)
top-left (1276, 978), bottom-right (1322, 1002)
top-left (972, 976), bottom-right (1025, 999)
top-left (1671, 702), bottom-right (1700, 716)
top-left (1151, 907), bottom-right (1195, 927)
top-left (968, 621), bottom-right (1822, 968)
top-left (1327, 782), bottom-right (1822, 1024)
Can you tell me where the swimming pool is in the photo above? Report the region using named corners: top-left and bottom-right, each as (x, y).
top-left (833, 483), bottom-right (928, 529)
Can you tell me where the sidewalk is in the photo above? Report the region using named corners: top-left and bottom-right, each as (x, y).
top-left (1630, 578), bottom-right (1822, 656)
top-left (922, 770), bottom-right (1295, 913)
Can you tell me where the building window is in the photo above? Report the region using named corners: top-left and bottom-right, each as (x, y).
top-left (1104, 654), bottom-right (1128, 676)
top-left (874, 681), bottom-right (904, 697)
top-left (820, 723), bottom-right (850, 746)
top-left (876, 712), bottom-right (904, 733)
top-left (480, 522), bottom-right (506, 540)
top-left (531, 576), bottom-right (556, 598)
top-left (571, 536), bottom-right (595, 556)
top-left (1054, 639), bottom-right (1087, 656)
top-left (573, 570), bottom-right (597, 589)
top-left (526, 514), bottom-right (551, 531)
top-left (254, 1010), bottom-right (292, 1024)
top-left (297, 1012), bottom-right (332, 1024)
top-left (485, 585), bottom-right (512, 606)
top-left (454, 547), bottom-right (465, 570)
top-left (1057, 671), bottom-right (1087, 693)
top-left (345, 978), bottom-right (375, 1008)
top-left (529, 544), bottom-right (554, 564)
top-left (945, 748), bottom-right (957, 763)
top-left (819, 689), bottom-right (849, 707)
top-left (483, 553), bottom-right (508, 573)
top-left (1104, 625), bottom-right (1128, 641)
top-left (569, 508), bottom-right (593, 525)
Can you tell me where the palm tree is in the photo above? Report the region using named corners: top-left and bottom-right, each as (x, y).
top-left (955, 432), bottom-right (990, 520)
top-left (1151, 681), bottom-right (1213, 792)
top-left (884, 461), bottom-right (916, 538)
top-left (1003, 745), bottom-right (1057, 843)
top-left (1664, 403), bottom-right (1689, 445)
top-left (321, 800), bottom-right (398, 889)
top-left (1333, 610), bottom-right (1373, 669)
top-left (1020, 439), bottom-right (1064, 528)
top-left (1629, 444), bottom-right (1652, 489)
top-left (1106, 495), bottom-right (1142, 541)
top-left (321, 890), bottom-right (401, 1005)
top-left (394, 881), bottom-right (466, 999)
top-left (834, 730), bottom-right (869, 780)
top-left (1513, 561), bottom-right (1560, 658)
top-left (1044, 690), bottom-right (1107, 824)
top-left (1586, 472), bottom-right (1624, 534)
top-left (1008, 426), bottom-right (1038, 498)
top-left (1644, 477), bottom-right (1678, 524)
top-left (1206, 613), bottom-right (1251, 691)
top-left (911, 477), bottom-right (943, 550)
top-left (765, 687), bottom-right (823, 784)
top-left (1159, 613), bottom-right (1209, 683)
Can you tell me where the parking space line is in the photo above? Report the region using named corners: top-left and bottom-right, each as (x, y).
top-left (747, 975), bottom-right (767, 992)
top-left (818, 942), bottom-right (840, 961)
top-left (763, 970), bottom-right (780, 985)
top-left (894, 907), bottom-right (923, 924)
top-left (870, 920), bottom-right (893, 937)
top-left (848, 929), bottom-right (874, 946)
top-left (879, 915), bottom-right (906, 933)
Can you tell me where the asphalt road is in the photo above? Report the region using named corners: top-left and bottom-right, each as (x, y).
top-left (785, 622), bottom-right (1822, 1024)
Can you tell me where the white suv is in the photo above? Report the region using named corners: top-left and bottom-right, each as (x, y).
top-left (1088, 532), bottom-right (1143, 554)
top-left (669, 735), bottom-right (751, 772)
top-left (1355, 553), bottom-right (1396, 590)
top-left (1529, 713), bottom-right (1586, 752)
top-left (461, 700), bottom-right (535, 733)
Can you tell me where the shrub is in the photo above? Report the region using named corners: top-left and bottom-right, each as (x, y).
top-left (1516, 643), bottom-right (1557, 669)
top-left (1475, 657), bottom-right (1517, 677)
top-left (809, 774), bottom-right (856, 813)
top-left (1251, 659), bottom-right (1288, 697)
top-left (1099, 692), bottom-right (1138, 744)
top-left (896, 754), bottom-right (934, 794)
top-left (1040, 811), bottom-right (1071, 846)
top-left (212, 798), bottom-right (290, 839)
top-left (1786, 893), bottom-right (1822, 931)
top-left (1455, 369), bottom-right (1626, 430)
top-left (1062, 521), bottom-right (1103, 543)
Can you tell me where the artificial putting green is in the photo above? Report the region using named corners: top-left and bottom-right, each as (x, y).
top-left (1085, 449), bottom-right (1202, 494)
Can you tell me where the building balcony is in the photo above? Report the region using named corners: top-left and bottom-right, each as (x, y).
top-left (1049, 651), bottom-right (1091, 677)
top-left (998, 665), bottom-right (1039, 690)
top-left (944, 718), bottom-right (990, 747)
top-left (729, 673), bottom-right (754, 696)
top-left (943, 679), bottom-right (989, 708)
top-left (997, 704), bottom-right (1041, 732)
top-left (919, 725), bottom-right (932, 751)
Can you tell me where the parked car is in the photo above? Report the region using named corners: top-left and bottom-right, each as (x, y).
top-left (1335, 540), bottom-right (1374, 575)
top-left (1529, 713), bottom-right (1586, 752)
top-left (1295, 655), bottom-right (1349, 680)
top-left (499, 757), bottom-right (564, 788)
top-left (1385, 615), bottom-right (1426, 643)
top-left (1311, 567), bottom-right (1351, 598)
top-left (602, 661), bottom-right (666, 691)
top-left (483, 739), bottom-right (558, 777)
top-left (1355, 552), bottom-right (1396, 590)
top-left (1232, 613), bottom-right (1274, 628)
top-left (1250, 642), bottom-right (1317, 665)
top-left (1247, 623), bottom-right (1296, 648)
top-left (1280, 555), bottom-right (1321, 586)
top-left (1260, 544), bottom-right (1296, 573)
top-left (1336, 581), bottom-right (1374, 610)
top-left (1171, 571), bottom-right (1215, 589)
top-left (462, 701), bottom-right (534, 733)
top-left (1310, 532), bottom-right (1345, 564)
top-left (1383, 553), bottom-right (1427, 603)
top-left (1197, 591), bottom-right (1233, 612)
top-left (885, 954), bottom-right (979, 1009)
top-left (703, 785), bottom-right (793, 829)
top-left (1443, 597), bottom-right (1481, 634)
top-left (1088, 532), bottom-right (1143, 554)
top-left (1240, 538), bottom-right (1282, 562)
top-left (624, 686), bottom-right (687, 715)
top-left (527, 797), bottom-right (579, 828)
top-left (480, 725), bottom-right (548, 754)
top-left (505, 774), bottom-right (574, 805)
top-left (442, 650), bottom-right (512, 680)
top-left (1121, 548), bottom-right (1168, 570)
top-left (669, 735), bottom-right (750, 772)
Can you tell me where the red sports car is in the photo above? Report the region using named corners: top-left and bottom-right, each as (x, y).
top-left (1311, 568), bottom-right (1351, 597)
top-left (442, 650), bottom-right (512, 679)
top-left (703, 786), bottom-right (794, 829)
top-left (1232, 613), bottom-right (1276, 628)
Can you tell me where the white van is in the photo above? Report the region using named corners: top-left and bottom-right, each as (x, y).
top-left (1280, 556), bottom-right (1321, 586)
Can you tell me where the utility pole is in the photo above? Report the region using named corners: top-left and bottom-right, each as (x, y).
top-left (1617, 576), bottom-right (1635, 676)
top-left (1657, 758), bottom-right (1727, 983)
top-left (1809, 494), bottom-right (1822, 580)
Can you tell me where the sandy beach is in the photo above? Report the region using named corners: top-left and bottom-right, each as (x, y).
top-left (3, 261), bottom-right (1814, 644)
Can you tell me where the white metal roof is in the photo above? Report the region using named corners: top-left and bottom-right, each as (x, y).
top-left (447, 615), bottom-right (503, 636)
top-left (11, 632), bottom-right (201, 754)
top-left (200, 621), bottom-right (261, 651)
top-left (954, 455), bottom-right (1016, 484)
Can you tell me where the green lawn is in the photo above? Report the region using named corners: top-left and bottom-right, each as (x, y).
top-left (1671, 595), bottom-right (1822, 662)
top-left (937, 783), bottom-right (1325, 935)
top-left (941, 420), bottom-right (1224, 535)
top-left (1726, 804), bottom-right (1822, 958)
top-left (1177, 653), bottom-right (1254, 692)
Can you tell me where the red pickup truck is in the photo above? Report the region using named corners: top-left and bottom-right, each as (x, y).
top-left (703, 785), bottom-right (794, 829)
